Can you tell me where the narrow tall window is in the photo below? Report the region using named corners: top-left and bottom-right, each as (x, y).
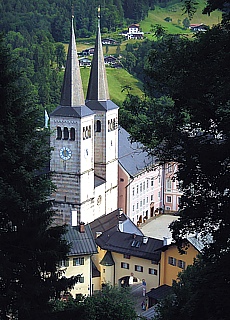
top-left (63, 127), bottom-right (69, 140)
top-left (57, 127), bottom-right (62, 140)
top-left (70, 127), bottom-right (75, 140)
top-left (96, 120), bottom-right (101, 132)
top-left (88, 125), bottom-right (92, 138)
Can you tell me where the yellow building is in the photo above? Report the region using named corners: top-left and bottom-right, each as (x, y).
top-left (60, 223), bottom-right (98, 297)
top-left (94, 225), bottom-right (163, 293)
top-left (159, 236), bottom-right (203, 286)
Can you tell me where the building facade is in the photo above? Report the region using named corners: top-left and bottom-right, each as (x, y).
top-left (49, 16), bottom-right (118, 226)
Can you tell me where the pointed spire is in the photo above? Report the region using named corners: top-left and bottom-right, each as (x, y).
top-left (86, 6), bottom-right (110, 101)
top-left (60, 16), bottom-right (85, 107)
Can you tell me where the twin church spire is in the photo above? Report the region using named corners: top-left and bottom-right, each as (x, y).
top-left (60, 16), bottom-right (85, 107)
top-left (60, 9), bottom-right (109, 108)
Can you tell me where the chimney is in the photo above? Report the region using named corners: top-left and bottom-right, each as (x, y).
top-left (163, 237), bottom-right (172, 246)
top-left (143, 236), bottom-right (148, 244)
top-left (71, 210), bottom-right (78, 227)
top-left (118, 220), bottom-right (123, 232)
top-left (79, 222), bottom-right (85, 233)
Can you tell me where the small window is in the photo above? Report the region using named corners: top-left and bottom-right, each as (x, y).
top-left (63, 127), bottom-right (69, 140)
top-left (79, 276), bottom-right (84, 283)
top-left (88, 125), bottom-right (91, 138)
top-left (166, 196), bottom-right (172, 203)
top-left (120, 178), bottom-right (124, 182)
top-left (124, 254), bottom-right (130, 259)
top-left (70, 127), bottom-right (75, 140)
top-left (57, 127), bottom-right (62, 140)
top-left (178, 260), bottom-right (186, 269)
top-left (151, 178), bottom-right (154, 187)
top-left (121, 262), bottom-right (129, 269)
top-left (73, 257), bottom-right (84, 266)
top-left (168, 256), bottom-right (177, 266)
top-left (59, 259), bottom-right (69, 267)
top-left (135, 265), bottom-right (143, 272)
top-left (149, 268), bottom-right (157, 275)
top-left (166, 179), bottom-right (172, 192)
top-left (83, 127), bottom-right (86, 140)
top-left (96, 120), bottom-right (101, 132)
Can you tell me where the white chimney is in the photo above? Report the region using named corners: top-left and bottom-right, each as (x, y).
top-left (118, 220), bottom-right (123, 232)
top-left (71, 210), bottom-right (78, 227)
top-left (143, 236), bottom-right (148, 244)
top-left (163, 237), bottom-right (172, 246)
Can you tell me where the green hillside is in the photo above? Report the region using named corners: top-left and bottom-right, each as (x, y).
top-left (80, 67), bottom-right (144, 107)
top-left (77, 1), bottom-right (222, 107)
top-left (140, 0), bottom-right (221, 38)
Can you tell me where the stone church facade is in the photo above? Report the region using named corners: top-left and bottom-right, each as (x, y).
top-left (49, 16), bottom-right (118, 226)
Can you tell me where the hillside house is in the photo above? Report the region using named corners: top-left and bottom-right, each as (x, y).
top-left (102, 38), bottom-right (118, 45)
top-left (124, 24), bottom-right (144, 39)
top-left (81, 47), bottom-right (95, 56)
top-left (79, 57), bottom-right (91, 67)
top-left (189, 23), bottom-right (208, 32)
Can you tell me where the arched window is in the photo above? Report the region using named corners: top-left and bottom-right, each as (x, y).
top-left (96, 120), bottom-right (101, 132)
top-left (70, 128), bottom-right (75, 141)
top-left (63, 127), bottom-right (69, 140)
top-left (57, 127), bottom-right (62, 140)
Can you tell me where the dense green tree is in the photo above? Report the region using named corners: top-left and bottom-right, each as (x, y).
top-left (48, 284), bottom-right (138, 320)
top-left (120, 1), bottom-right (230, 318)
top-left (0, 34), bottom-right (76, 320)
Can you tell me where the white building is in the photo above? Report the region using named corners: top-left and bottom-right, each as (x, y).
top-left (49, 16), bottom-right (118, 226)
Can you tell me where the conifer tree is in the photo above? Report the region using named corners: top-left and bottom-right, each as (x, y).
top-left (0, 34), bottom-right (75, 320)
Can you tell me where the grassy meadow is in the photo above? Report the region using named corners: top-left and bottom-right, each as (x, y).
top-left (140, 0), bottom-right (221, 39)
top-left (80, 67), bottom-right (144, 107)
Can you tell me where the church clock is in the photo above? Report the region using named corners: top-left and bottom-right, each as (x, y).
top-left (59, 147), bottom-right (72, 161)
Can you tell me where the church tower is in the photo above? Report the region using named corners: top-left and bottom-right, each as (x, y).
top-left (50, 16), bottom-right (95, 225)
top-left (86, 7), bottom-right (118, 215)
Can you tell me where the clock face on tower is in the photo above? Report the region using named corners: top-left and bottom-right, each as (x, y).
top-left (59, 147), bottom-right (72, 160)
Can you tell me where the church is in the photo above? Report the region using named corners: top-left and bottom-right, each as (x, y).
top-left (49, 14), bottom-right (119, 226)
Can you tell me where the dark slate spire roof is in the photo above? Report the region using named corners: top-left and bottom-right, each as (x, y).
top-left (86, 7), bottom-right (110, 102)
top-left (50, 16), bottom-right (94, 118)
top-left (60, 16), bottom-right (85, 107)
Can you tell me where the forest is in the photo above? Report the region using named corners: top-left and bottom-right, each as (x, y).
top-left (0, 0), bottom-right (163, 118)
